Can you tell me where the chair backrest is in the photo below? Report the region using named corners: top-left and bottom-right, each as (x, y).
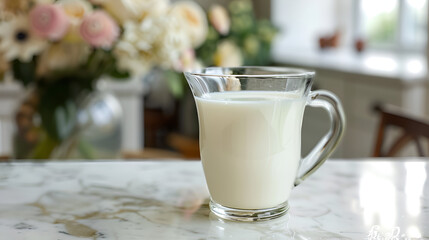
top-left (372, 104), bottom-right (429, 157)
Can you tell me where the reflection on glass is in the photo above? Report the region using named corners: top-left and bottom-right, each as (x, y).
top-left (405, 162), bottom-right (427, 217)
top-left (207, 214), bottom-right (294, 239)
top-left (176, 188), bottom-right (208, 219)
top-left (359, 163), bottom-right (396, 228)
top-left (407, 225), bottom-right (422, 238)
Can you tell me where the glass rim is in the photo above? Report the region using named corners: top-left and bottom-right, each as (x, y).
top-left (184, 66), bottom-right (315, 78)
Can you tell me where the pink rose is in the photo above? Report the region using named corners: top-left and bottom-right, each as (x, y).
top-left (29, 4), bottom-right (70, 40)
top-left (79, 11), bottom-right (119, 48)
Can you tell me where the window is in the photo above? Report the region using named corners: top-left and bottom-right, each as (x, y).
top-left (360, 0), bottom-right (398, 46)
top-left (271, 0), bottom-right (428, 53)
top-left (402, 0), bottom-right (428, 48)
top-left (357, 0), bottom-right (428, 52)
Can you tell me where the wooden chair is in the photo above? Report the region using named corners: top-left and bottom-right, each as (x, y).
top-left (372, 104), bottom-right (429, 157)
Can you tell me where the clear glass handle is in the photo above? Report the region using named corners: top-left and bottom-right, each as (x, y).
top-left (295, 90), bottom-right (346, 186)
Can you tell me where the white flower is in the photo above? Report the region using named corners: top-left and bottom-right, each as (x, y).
top-left (114, 20), bottom-right (157, 76)
top-left (213, 40), bottom-right (243, 67)
top-left (36, 42), bottom-right (90, 76)
top-left (114, 15), bottom-right (191, 76)
top-left (102, 0), bottom-right (169, 23)
top-left (170, 1), bottom-right (207, 48)
top-left (156, 16), bottom-right (191, 68)
top-left (0, 16), bottom-right (48, 62)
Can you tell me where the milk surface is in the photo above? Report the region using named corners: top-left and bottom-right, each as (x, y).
top-left (196, 91), bottom-right (306, 209)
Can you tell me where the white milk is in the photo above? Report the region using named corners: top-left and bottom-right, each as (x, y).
top-left (196, 91), bottom-right (306, 209)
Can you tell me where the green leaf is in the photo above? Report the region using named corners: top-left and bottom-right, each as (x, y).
top-left (78, 139), bottom-right (95, 159)
top-left (109, 66), bottom-right (130, 79)
top-left (31, 131), bottom-right (59, 159)
top-left (54, 100), bottom-right (77, 140)
top-left (12, 59), bottom-right (36, 86)
top-left (165, 71), bottom-right (185, 99)
top-left (38, 79), bottom-right (80, 141)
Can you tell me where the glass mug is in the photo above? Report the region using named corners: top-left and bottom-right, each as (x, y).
top-left (184, 67), bottom-right (345, 222)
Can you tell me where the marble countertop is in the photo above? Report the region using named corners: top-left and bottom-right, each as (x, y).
top-left (1, 159), bottom-right (428, 239)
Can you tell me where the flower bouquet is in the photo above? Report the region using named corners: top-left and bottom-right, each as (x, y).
top-left (0, 0), bottom-right (207, 159)
top-left (166, 0), bottom-right (278, 98)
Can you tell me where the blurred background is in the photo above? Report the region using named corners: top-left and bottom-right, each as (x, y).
top-left (0, 0), bottom-right (428, 160)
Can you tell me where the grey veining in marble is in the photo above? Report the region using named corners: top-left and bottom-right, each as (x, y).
top-left (0, 159), bottom-right (428, 239)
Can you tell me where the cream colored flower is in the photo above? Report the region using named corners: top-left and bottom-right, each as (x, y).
top-left (57, 0), bottom-right (92, 20)
top-left (209, 4), bottom-right (230, 36)
top-left (170, 1), bottom-right (207, 48)
top-left (226, 76), bottom-right (241, 91)
top-left (56, 0), bottom-right (93, 43)
top-left (61, 24), bottom-right (82, 43)
top-left (0, 16), bottom-right (48, 62)
top-left (114, 14), bottom-right (191, 76)
top-left (102, 0), bottom-right (169, 23)
top-left (213, 40), bottom-right (242, 67)
top-left (36, 42), bottom-right (90, 76)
